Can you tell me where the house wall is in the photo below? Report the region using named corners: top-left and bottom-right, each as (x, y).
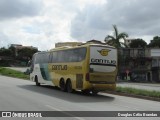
top-left (119, 48), bottom-right (160, 82)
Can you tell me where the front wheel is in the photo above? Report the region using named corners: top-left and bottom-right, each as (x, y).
top-left (35, 76), bottom-right (40, 86)
top-left (82, 89), bottom-right (90, 95)
top-left (91, 90), bottom-right (99, 95)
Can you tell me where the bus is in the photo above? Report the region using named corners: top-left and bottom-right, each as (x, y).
top-left (30, 43), bottom-right (118, 94)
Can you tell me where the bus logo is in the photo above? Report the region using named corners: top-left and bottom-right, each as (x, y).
top-left (98, 49), bottom-right (111, 56)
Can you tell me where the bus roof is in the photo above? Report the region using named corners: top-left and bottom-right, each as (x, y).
top-left (52, 43), bottom-right (116, 50)
top-left (34, 43), bottom-right (116, 55)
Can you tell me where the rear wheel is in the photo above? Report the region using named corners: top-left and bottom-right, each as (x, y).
top-left (91, 90), bottom-right (99, 95)
top-left (59, 79), bottom-right (66, 91)
top-left (35, 76), bottom-right (40, 86)
top-left (66, 79), bottom-right (73, 93)
top-left (82, 89), bottom-right (90, 95)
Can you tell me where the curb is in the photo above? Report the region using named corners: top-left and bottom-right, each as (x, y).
top-left (105, 91), bottom-right (160, 102)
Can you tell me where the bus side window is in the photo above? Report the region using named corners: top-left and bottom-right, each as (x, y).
top-left (57, 51), bottom-right (65, 63)
top-left (35, 54), bottom-right (40, 64)
top-left (78, 48), bottom-right (86, 61)
top-left (66, 50), bottom-right (73, 62)
top-left (49, 52), bottom-right (53, 63)
top-left (52, 52), bottom-right (58, 63)
top-left (30, 54), bottom-right (36, 72)
top-left (43, 53), bottom-right (49, 63)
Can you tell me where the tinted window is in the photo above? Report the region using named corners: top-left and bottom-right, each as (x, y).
top-left (50, 47), bottom-right (87, 63)
top-left (35, 52), bottom-right (49, 64)
top-left (51, 52), bottom-right (58, 63)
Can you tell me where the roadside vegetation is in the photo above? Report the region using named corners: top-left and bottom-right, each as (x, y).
top-left (0, 67), bottom-right (29, 80)
top-left (0, 46), bottom-right (38, 67)
top-left (115, 86), bottom-right (160, 99)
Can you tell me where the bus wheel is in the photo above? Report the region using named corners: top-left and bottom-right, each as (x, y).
top-left (82, 90), bottom-right (90, 95)
top-left (35, 76), bottom-right (40, 86)
top-left (59, 79), bottom-right (66, 92)
top-left (92, 90), bottom-right (99, 95)
top-left (66, 79), bottom-right (72, 93)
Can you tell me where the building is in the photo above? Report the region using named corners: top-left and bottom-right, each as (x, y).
top-left (55, 42), bottom-right (82, 48)
top-left (86, 40), bottom-right (105, 44)
top-left (10, 44), bottom-right (38, 56)
top-left (119, 48), bottom-right (160, 82)
top-left (11, 44), bottom-right (38, 50)
top-left (124, 39), bottom-right (136, 47)
top-left (150, 49), bottom-right (160, 82)
top-left (55, 40), bottom-right (105, 48)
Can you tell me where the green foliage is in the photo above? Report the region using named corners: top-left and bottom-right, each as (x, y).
top-left (0, 45), bottom-right (38, 66)
top-left (0, 67), bottom-right (29, 80)
top-left (0, 45), bottom-right (38, 59)
top-left (17, 48), bottom-right (38, 61)
top-left (8, 46), bottom-right (16, 57)
top-left (0, 60), bottom-right (12, 67)
top-left (0, 47), bottom-right (12, 56)
top-left (129, 39), bottom-right (147, 48)
top-left (104, 25), bottom-right (129, 48)
top-left (116, 86), bottom-right (160, 98)
top-left (148, 36), bottom-right (160, 48)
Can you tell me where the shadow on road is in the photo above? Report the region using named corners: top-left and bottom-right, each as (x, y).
top-left (18, 85), bottom-right (115, 103)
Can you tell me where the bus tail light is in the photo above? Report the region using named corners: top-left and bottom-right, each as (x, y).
top-left (86, 73), bottom-right (90, 81)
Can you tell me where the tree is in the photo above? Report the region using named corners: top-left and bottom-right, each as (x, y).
top-left (148, 36), bottom-right (160, 48)
top-left (17, 48), bottom-right (38, 61)
top-left (129, 39), bottom-right (147, 48)
top-left (104, 25), bottom-right (129, 77)
top-left (0, 47), bottom-right (12, 56)
top-left (104, 25), bottom-right (129, 48)
top-left (8, 46), bottom-right (16, 58)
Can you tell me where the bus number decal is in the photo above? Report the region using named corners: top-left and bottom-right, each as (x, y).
top-left (52, 65), bottom-right (67, 70)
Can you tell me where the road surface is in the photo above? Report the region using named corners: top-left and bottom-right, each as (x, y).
top-left (0, 75), bottom-right (160, 120)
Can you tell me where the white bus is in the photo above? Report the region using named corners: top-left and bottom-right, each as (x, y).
top-left (30, 43), bottom-right (118, 94)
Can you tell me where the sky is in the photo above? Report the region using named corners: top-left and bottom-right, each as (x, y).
top-left (0, 0), bottom-right (160, 51)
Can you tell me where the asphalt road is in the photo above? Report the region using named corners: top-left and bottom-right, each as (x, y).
top-left (0, 75), bottom-right (160, 120)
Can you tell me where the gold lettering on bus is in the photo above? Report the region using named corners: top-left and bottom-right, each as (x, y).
top-left (52, 65), bottom-right (67, 70)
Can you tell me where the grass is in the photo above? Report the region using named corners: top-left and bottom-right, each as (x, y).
top-left (0, 67), bottom-right (29, 80)
top-left (116, 86), bottom-right (160, 98)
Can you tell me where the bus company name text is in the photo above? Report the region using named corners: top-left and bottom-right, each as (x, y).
top-left (52, 65), bottom-right (67, 70)
top-left (91, 58), bottom-right (116, 65)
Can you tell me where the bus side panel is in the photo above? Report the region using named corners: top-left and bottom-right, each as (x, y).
top-left (30, 63), bottom-right (53, 85)
top-left (49, 62), bottom-right (85, 90)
